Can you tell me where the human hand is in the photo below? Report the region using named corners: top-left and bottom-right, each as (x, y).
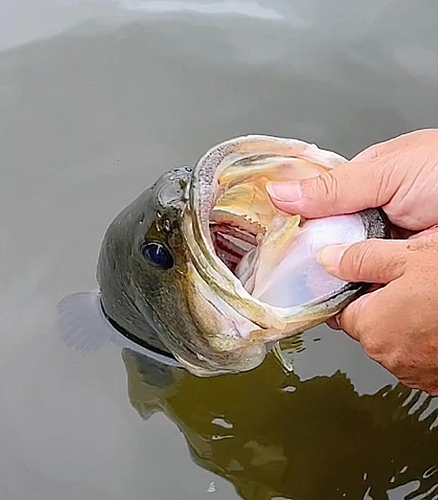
top-left (315, 231), bottom-right (438, 395)
top-left (268, 129), bottom-right (438, 233)
top-left (266, 129), bottom-right (438, 394)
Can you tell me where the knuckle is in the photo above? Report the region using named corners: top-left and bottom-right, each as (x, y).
top-left (310, 172), bottom-right (338, 203)
top-left (343, 242), bottom-right (374, 277)
top-left (361, 336), bottom-right (387, 361)
top-left (407, 234), bottom-right (438, 253)
top-left (356, 146), bottom-right (378, 162)
top-left (362, 338), bottom-right (408, 376)
top-left (354, 142), bottom-right (387, 162)
top-left (381, 350), bottom-right (405, 374)
top-left (358, 324), bottom-right (393, 363)
top-left (343, 240), bottom-right (406, 281)
top-left (372, 158), bottom-right (396, 205)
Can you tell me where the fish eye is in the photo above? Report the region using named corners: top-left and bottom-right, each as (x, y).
top-left (141, 242), bottom-right (174, 270)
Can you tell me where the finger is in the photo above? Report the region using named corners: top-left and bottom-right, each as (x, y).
top-left (317, 238), bottom-right (408, 283)
top-left (352, 142), bottom-right (387, 162)
top-left (337, 290), bottom-right (382, 341)
top-left (326, 282), bottom-right (382, 331)
top-left (338, 281), bottom-right (406, 360)
top-left (326, 316), bottom-right (342, 330)
top-left (267, 156), bottom-right (396, 219)
top-left (352, 135), bottom-right (400, 162)
top-left (408, 225), bottom-right (438, 240)
top-left (337, 285), bottom-right (398, 343)
top-left (352, 129), bottom-right (424, 161)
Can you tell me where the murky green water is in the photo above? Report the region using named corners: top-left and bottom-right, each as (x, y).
top-left (2, 1), bottom-right (438, 498)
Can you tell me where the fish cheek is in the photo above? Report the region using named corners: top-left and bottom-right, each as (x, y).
top-left (182, 270), bottom-right (244, 354)
top-left (132, 236), bottom-right (191, 330)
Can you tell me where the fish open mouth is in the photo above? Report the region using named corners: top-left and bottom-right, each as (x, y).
top-left (210, 218), bottom-right (261, 273)
top-left (185, 135), bottom-right (388, 328)
top-left (95, 134), bottom-right (388, 378)
top-left (204, 146), bottom-right (363, 311)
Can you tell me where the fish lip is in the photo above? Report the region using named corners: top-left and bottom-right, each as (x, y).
top-left (183, 134), bottom-right (390, 330)
top-left (184, 137), bottom-right (283, 330)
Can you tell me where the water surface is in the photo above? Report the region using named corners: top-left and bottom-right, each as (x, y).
top-left (2, 1), bottom-right (438, 499)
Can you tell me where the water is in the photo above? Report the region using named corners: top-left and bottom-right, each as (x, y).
top-left (2, 1), bottom-right (438, 498)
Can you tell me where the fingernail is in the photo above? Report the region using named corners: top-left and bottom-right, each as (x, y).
top-left (316, 243), bottom-right (350, 270)
top-left (266, 182), bottom-right (302, 202)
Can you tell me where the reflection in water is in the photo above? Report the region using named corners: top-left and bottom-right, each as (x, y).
top-left (123, 349), bottom-right (438, 500)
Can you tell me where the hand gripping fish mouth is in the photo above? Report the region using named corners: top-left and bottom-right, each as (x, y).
top-left (71, 135), bottom-right (389, 377)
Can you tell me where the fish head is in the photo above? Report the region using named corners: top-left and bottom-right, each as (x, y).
top-left (96, 165), bottom-right (267, 376)
top-left (97, 136), bottom-right (389, 377)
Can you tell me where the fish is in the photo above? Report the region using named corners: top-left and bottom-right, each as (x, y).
top-left (59, 135), bottom-right (389, 377)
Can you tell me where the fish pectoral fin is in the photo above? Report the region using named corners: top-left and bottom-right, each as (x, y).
top-left (57, 292), bottom-right (182, 366)
top-left (57, 291), bottom-right (115, 353)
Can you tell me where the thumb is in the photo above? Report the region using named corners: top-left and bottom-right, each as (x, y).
top-left (317, 238), bottom-right (408, 284)
top-left (267, 157), bottom-right (395, 219)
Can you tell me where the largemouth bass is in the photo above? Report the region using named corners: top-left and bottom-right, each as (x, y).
top-left (94, 135), bottom-right (389, 377)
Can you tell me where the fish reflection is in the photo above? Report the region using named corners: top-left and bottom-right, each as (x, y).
top-left (58, 292), bottom-right (438, 499)
top-left (122, 349), bottom-right (438, 500)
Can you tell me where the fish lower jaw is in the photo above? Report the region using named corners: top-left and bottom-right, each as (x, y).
top-left (174, 342), bottom-right (268, 377)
